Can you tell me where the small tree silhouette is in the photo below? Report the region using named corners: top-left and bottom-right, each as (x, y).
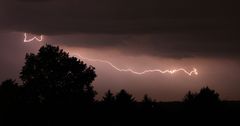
top-left (184, 87), bottom-right (220, 107)
top-left (196, 86), bottom-right (220, 104)
top-left (142, 94), bottom-right (156, 112)
top-left (115, 89), bottom-right (135, 108)
top-left (184, 91), bottom-right (197, 104)
top-left (142, 94), bottom-right (156, 110)
top-left (102, 90), bottom-right (116, 117)
top-left (102, 90), bottom-right (115, 104)
top-left (20, 44), bottom-right (97, 105)
top-left (143, 94), bottom-right (154, 103)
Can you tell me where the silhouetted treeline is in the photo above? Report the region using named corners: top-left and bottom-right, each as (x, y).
top-left (0, 45), bottom-right (239, 126)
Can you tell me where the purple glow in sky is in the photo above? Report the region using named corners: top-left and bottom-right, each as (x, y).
top-left (0, 0), bottom-right (239, 101)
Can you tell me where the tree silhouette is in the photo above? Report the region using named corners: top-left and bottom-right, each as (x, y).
top-left (1, 44), bottom-right (238, 125)
top-left (102, 90), bottom-right (115, 104)
top-left (142, 94), bottom-right (156, 110)
top-left (184, 91), bottom-right (197, 104)
top-left (184, 87), bottom-right (220, 106)
top-left (19, 44), bottom-right (97, 105)
top-left (197, 86), bottom-right (220, 103)
top-left (143, 94), bottom-right (154, 103)
top-left (101, 89), bottom-right (116, 122)
top-left (115, 89), bottom-right (135, 108)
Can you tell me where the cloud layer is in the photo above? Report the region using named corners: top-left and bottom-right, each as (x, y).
top-left (0, 0), bottom-right (239, 59)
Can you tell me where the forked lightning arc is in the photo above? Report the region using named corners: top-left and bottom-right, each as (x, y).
top-left (24, 33), bottom-right (43, 42)
top-left (74, 54), bottom-right (198, 76)
top-left (23, 33), bottom-right (198, 76)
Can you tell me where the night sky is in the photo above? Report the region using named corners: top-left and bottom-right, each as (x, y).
top-left (0, 0), bottom-right (239, 101)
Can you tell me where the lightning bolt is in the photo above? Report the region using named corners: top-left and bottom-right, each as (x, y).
top-left (23, 33), bottom-right (198, 76)
top-left (72, 53), bottom-right (198, 76)
top-left (24, 33), bottom-right (43, 42)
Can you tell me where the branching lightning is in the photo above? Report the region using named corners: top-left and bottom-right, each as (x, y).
top-left (23, 33), bottom-right (198, 76)
top-left (24, 33), bottom-right (43, 42)
top-left (73, 54), bottom-right (198, 76)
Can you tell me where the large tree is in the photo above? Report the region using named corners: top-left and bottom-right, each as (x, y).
top-left (20, 44), bottom-right (97, 105)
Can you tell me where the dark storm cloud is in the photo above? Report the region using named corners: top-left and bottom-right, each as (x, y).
top-left (0, 0), bottom-right (236, 34)
top-left (51, 32), bottom-right (239, 59)
top-left (0, 0), bottom-right (239, 59)
top-left (16, 0), bottom-right (52, 2)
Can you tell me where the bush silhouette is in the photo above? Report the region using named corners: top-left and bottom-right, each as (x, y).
top-left (0, 79), bottom-right (19, 107)
top-left (19, 44), bottom-right (97, 105)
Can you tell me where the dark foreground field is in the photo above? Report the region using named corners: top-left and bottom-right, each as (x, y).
top-left (1, 100), bottom-right (240, 126)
